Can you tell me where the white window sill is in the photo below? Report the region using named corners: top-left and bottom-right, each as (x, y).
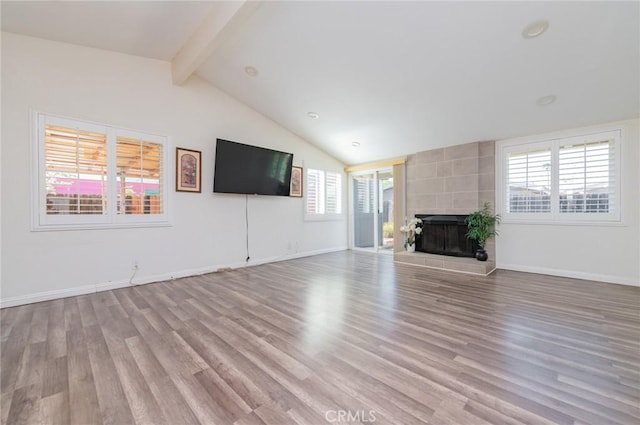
top-left (31, 221), bottom-right (172, 232)
top-left (500, 218), bottom-right (625, 227)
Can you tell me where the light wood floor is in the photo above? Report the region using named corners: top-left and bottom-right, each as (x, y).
top-left (1, 251), bottom-right (639, 425)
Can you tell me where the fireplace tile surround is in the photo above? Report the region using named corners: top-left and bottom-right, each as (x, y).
top-left (395, 140), bottom-right (496, 275)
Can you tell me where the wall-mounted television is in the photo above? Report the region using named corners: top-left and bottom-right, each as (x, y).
top-left (213, 139), bottom-right (293, 196)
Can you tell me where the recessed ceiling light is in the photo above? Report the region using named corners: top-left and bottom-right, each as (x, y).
top-left (352, 141), bottom-right (360, 147)
top-left (536, 95), bottom-right (557, 106)
top-left (307, 112), bottom-right (319, 119)
top-left (522, 20), bottom-right (549, 39)
top-left (244, 66), bottom-right (258, 77)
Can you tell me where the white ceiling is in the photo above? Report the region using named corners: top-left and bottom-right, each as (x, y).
top-left (0, 1), bottom-right (213, 61)
top-left (3, 1), bottom-right (639, 165)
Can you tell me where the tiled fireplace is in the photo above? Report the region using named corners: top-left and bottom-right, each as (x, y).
top-left (394, 140), bottom-right (496, 275)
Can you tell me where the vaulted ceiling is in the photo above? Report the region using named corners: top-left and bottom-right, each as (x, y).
top-left (3, 1), bottom-right (639, 165)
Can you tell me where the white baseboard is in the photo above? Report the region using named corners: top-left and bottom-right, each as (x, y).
top-left (0, 246), bottom-right (347, 309)
top-left (244, 246), bottom-right (348, 267)
top-left (394, 260), bottom-right (496, 277)
top-left (498, 263), bottom-right (640, 287)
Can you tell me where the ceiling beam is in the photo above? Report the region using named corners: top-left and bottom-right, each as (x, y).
top-left (171, 0), bottom-right (262, 85)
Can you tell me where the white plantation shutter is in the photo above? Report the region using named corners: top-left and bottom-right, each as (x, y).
top-left (500, 129), bottom-right (621, 223)
top-left (34, 112), bottom-right (168, 230)
top-left (306, 169), bottom-right (324, 214)
top-left (506, 149), bottom-right (551, 213)
top-left (305, 169), bottom-right (342, 216)
top-left (559, 139), bottom-right (613, 214)
top-left (44, 124), bottom-right (108, 216)
top-left (116, 136), bottom-right (163, 215)
top-left (325, 172), bottom-right (342, 214)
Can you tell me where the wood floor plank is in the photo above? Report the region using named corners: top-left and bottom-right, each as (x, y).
top-left (125, 336), bottom-right (200, 425)
top-left (41, 355), bottom-right (68, 398)
top-left (77, 296), bottom-right (99, 328)
top-left (253, 402), bottom-right (298, 425)
top-left (63, 298), bottom-right (83, 332)
top-left (147, 376), bottom-right (201, 425)
top-left (27, 306), bottom-right (49, 344)
top-left (1, 389), bottom-right (14, 424)
top-left (1, 305), bottom-right (34, 394)
top-left (111, 288), bottom-right (142, 318)
top-left (14, 341), bottom-right (46, 390)
top-left (39, 391), bottom-right (69, 425)
top-left (65, 327), bottom-right (102, 425)
top-left (45, 301), bottom-right (66, 360)
top-left (284, 399), bottom-right (334, 425)
top-left (194, 368), bottom-right (252, 422)
top-left (124, 335), bottom-right (168, 385)
top-left (84, 324), bottom-right (134, 425)
top-left (1, 307), bottom-right (19, 341)
top-left (102, 323), bottom-right (167, 425)
top-left (233, 411), bottom-right (267, 425)
top-left (5, 384), bottom-right (41, 425)
top-left (176, 320), bottom-right (272, 410)
top-left (454, 354), bottom-right (640, 422)
top-left (315, 351), bottom-right (435, 425)
top-left (1, 251), bottom-right (638, 425)
top-left (430, 398), bottom-right (494, 425)
top-left (169, 373), bottom-right (231, 425)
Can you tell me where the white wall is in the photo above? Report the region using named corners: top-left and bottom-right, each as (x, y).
top-left (496, 118), bottom-right (640, 286)
top-left (0, 33), bottom-right (348, 306)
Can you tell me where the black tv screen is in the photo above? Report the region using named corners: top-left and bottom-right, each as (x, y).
top-left (214, 139), bottom-right (293, 196)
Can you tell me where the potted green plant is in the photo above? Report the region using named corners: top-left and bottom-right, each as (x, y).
top-left (465, 202), bottom-right (501, 261)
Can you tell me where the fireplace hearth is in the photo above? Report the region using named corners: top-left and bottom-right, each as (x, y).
top-left (415, 214), bottom-right (477, 257)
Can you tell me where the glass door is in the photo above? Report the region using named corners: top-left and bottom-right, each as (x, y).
top-left (352, 173), bottom-right (376, 249)
top-left (351, 168), bottom-right (394, 252)
top-left (378, 171), bottom-right (394, 251)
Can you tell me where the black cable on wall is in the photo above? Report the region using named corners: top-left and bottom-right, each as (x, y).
top-left (245, 194), bottom-right (250, 262)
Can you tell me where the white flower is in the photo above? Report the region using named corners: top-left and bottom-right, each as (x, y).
top-left (400, 225), bottom-right (409, 233)
top-left (409, 224), bottom-right (416, 231)
top-left (415, 227), bottom-right (422, 235)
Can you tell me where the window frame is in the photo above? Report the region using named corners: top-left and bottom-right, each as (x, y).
top-left (497, 129), bottom-right (622, 225)
top-left (501, 140), bottom-right (554, 222)
top-left (304, 167), bottom-right (344, 221)
top-left (31, 111), bottom-right (171, 231)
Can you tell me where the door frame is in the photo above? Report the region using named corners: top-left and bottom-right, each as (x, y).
top-left (348, 167), bottom-right (393, 252)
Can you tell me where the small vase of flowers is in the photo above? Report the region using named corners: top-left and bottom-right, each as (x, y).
top-left (400, 218), bottom-right (423, 252)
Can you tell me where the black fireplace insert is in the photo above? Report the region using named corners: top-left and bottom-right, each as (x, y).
top-left (415, 214), bottom-right (477, 257)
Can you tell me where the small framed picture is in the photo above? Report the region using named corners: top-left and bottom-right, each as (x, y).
top-left (290, 166), bottom-right (303, 197)
top-left (176, 148), bottom-right (201, 193)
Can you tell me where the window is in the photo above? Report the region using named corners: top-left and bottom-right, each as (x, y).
top-left (500, 130), bottom-right (620, 223)
top-left (306, 169), bottom-right (342, 216)
top-left (34, 112), bottom-right (169, 230)
top-left (506, 148), bottom-right (551, 213)
top-left (558, 140), bottom-right (613, 214)
top-left (325, 171), bottom-right (341, 214)
top-left (116, 134), bottom-right (164, 216)
top-left (306, 169), bottom-right (323, 214)
top-left (44, 124), bottom-right (108, 216)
